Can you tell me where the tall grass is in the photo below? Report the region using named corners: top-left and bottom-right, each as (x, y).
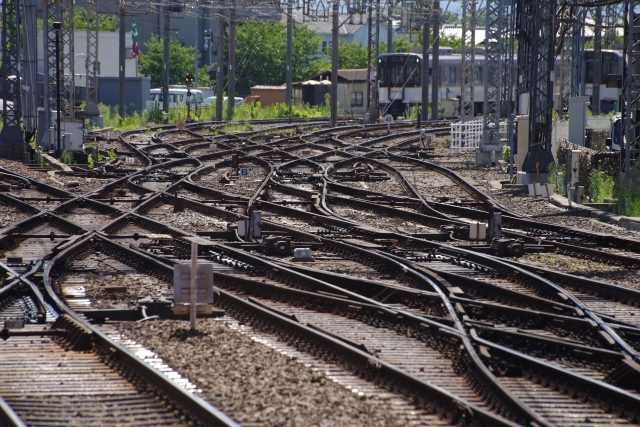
top-left (92, 99), bottom-right (331, 131)
top-left (546, 162), bottom-right (567, 195)
top-left (617, 178), bottom-right (640, 217)
top-left (230, 101), bottom-right (331, 121)
top-left (587, 168), bottom-right (616, 203)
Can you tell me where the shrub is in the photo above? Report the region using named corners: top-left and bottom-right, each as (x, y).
top-left (59, 150), bottom-right (75, 165)
top-left (502, 146), bottom-right (510, 163)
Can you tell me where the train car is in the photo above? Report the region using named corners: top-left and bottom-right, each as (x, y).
top-left (377, 50), bottom-right (623, 118)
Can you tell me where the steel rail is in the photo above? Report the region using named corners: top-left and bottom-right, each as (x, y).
top-left (41, 232), bottom-right (241, 427)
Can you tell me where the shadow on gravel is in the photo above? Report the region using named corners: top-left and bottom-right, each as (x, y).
top-left (169, 328), bottom-right (209, 341)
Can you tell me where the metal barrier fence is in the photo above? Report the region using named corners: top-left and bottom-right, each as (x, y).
top-left (450, 119), bottom-right (483, 154)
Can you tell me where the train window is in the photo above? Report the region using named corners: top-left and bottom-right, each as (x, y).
top-left (405, 57), bottom-right (421, 86)
top-left (474, 67), bottom-right (482, 84)
top-left (602, 52), bottom-right (619, 81)
top-left (322, 41), bottom-right (328, 53)
top-left (613, 117), bottom-right (622, 148)
top-left (378, 58), bottom-right (388, 86)
top-left (445, 67), bottom-right (456, 85)
top-left (390, 62), bottom-right (404, 86)
top-left (585, 52), bottom-right (619, 84)
top-left (351, 92), bottom-right (363, 106)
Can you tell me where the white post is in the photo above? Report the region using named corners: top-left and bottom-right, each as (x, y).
top-left (566, 184), bottom-right (572, 210)
top-left (190, 241), bottom-right (198, 330)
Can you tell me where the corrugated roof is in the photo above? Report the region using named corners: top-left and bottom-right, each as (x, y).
top-left (305, 69), bottom-right (369, 83)
top-left (251, 85), bottom-right (286, 90)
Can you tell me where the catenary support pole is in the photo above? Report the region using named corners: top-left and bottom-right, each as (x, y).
top-left (55, 23), bottom-right (62, 151)
top-left (331, 0), bottom-right (339, 127)
top-left (119, 4), bottom-right (126, 118)
top-left (216, 7), bottom-right (224, 122)
top-left (228, 5), bottom-right (236, 120)
top-left (421, 0), bottom-right (431, 121)
top-left (195, 3), bottom-right (199, 88)
top-left (431, 1), bottom-right (440, 120)
top-left (387, 3), bottom-right (393, 53)
top-left (592, 7), bottom-right (602, 115)
top-left (287, 0), bottom-right (293, 122)
top-left (163, 7), bottom-right (170, 113)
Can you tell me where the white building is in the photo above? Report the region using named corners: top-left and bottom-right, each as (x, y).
top-left (36, 30), bottom-right (139, 87)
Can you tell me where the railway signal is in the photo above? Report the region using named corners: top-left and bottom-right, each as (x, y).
top-left (185, 74), bottom-right (194, 89)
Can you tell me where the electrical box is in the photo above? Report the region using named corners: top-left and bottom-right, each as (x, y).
top-left (566, 150), bottom-right (580, 185)
top-left (60, 118), bottom-right (85, 152)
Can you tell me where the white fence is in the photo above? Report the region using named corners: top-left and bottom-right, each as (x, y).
top-left (450, 119), bottom-right (483, 154)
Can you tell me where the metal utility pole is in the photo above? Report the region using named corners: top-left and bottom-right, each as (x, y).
top-left (622, 0), bottom-right (640, 177)
top-left (55, 22), bottom-right (62, 151)
top-left (216, 8), bottom-right (224, 122)
top-left (366, 0), bottom-right (381, 121)
top-left (481, 0), bottom-right (504, 153)
top-left (43, 0), bottom-right (61, 150)
top-left (287, 0), bottom-right (294, 122)
top-left (387, 3), bottom-right (393, 54)
top-left (119, 3), bottom-right (126, 118)
top-left (228, 5), bottom-right (237, 120)
top-left (195, 3), bottom-right (199, 88)
top-left (0, 0), bottom-right (23, 147)
top-left (604, 4), bottom-right (618, 49)
top-left (557, 7), bottom-right (572, 117)
top-left (331, 0), bottom-right (339, 126)
top-left (431, 1), bottom-right (440, 120)
top-left (61, 0), bottom-right (75, 119)
top-left (516, 0), bottom-right (533, 116)
top-left (460, 0), bottom-right (476, 121)
top-left (86, 0), bottom-right (100, 118)
top-left (592, 7), bottom-right (602, 115)
top-left (421, 0), bottom-right (431, 122)
top-left (521, 0), bottom-right (557, 175)
top-left (571, 9), bottom-right (585, 98)
top-left (506, 1), bottom-right (517, 178)
top-left (163, 7), bottom-right (170, 113)
top-left (22, 0), bottom-right (38, 141)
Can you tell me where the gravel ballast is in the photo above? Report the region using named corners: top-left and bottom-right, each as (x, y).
top-left (117, 319), bottom-right (409, 427)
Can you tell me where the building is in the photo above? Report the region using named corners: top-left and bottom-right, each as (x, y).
top-left (294, 69), bottom-right (369, 115)
top-left (35, 29), bottom-right (150, 111)
top-left (250, 86), bottom-right (287, 107)
top-left (70, 0), bottom-right (282, 77)
top-left (298, 12), bottom-right (400, 54)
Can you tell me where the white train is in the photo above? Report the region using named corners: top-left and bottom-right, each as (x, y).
top-left (377, 50), bottom-right (623, 118)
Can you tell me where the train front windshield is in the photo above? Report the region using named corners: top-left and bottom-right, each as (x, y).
top-left (378, 55), bottom-right (421, 87)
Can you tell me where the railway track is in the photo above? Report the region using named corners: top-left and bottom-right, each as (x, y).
top-left (2, 119), bottom-right (640, 425)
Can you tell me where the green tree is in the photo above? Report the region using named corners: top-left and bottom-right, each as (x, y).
top-left (437, 33), bottom-right (463, 51)
top-left (234, 20), bottom-right (326, 95)
top-left (336, 42), bottom-right (369, 69)
top-left (38, 6), bottom-right (117, 31)
top-left (73, 7), bottom-right (118, 31)
top-left (138, 35), bottom-right (197, 88)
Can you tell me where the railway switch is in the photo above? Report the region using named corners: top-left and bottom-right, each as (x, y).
top-left (492, 239), bottom-right (525, 258)
top-left (261, 236), bottom-right (292, 256)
